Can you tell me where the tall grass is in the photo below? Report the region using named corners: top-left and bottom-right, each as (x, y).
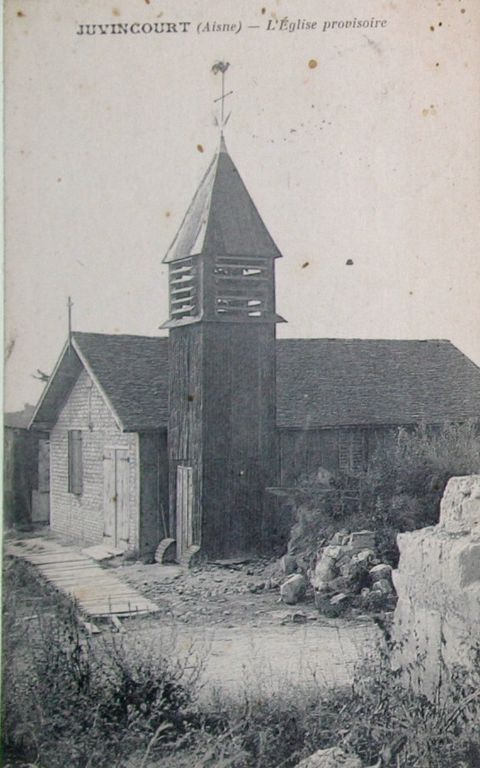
top-left (2, 559), bottom-right (203, 768)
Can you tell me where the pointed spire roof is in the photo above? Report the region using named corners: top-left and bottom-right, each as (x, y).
top-left (163, 136), bottom-right (282, 263)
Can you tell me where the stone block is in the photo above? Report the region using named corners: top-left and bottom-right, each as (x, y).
top-left (331, 530), bottom-right (350, 546)
top-left (312, 551), bottom-right (338, 592)
top-left (370, 563), bottom-right (393, 582)
top-left (440, 475), bottom-right (480, 533)
top-left (294, 746), bottom-right (362, 768)
top-left (280, 573), bottom-right (307, 605)
top-left (281, 553), bottom-right (298, 575)
top-left (372, 578), bottom-right (392, 595)
top-left (348, 530), bottom-right (375, 552)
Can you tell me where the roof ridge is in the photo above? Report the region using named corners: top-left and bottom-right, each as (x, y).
top-left (276, 337), bottom-right (452, 343)
top-left (73, 331), bottom-right (168, 341)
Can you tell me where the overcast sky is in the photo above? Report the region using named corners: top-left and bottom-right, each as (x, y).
top-left (5, 0), bottom-right (480, 411)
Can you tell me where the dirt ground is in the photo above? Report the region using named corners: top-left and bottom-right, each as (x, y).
top-left (5, 530), bottom-right (381, 699)
top-left (106, 556), bottom-right (380, 698)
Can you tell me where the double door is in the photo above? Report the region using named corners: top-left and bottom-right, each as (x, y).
top-left (103, 448), bottom-right (130, 550)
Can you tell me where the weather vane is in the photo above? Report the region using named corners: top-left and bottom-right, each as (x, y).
top-left (212, 61), bottom-right (232, 130)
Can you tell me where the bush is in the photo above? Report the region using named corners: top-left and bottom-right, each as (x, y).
top-left (288, 421), bottom-right (480, 566)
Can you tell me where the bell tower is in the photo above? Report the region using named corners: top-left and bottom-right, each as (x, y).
top-left (163, 68), bottom-right (284, 559)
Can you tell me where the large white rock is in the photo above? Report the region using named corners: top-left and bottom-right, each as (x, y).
top-left (311, 548), bottom-right (339, 593)
top-left (439, 475), bottom-right (480, 534)
top-left (392, 475), bottom-right (480, 699)
top-left (294, 746), bottom-right (362, 768)
top-left (280, 573), bottom-right (307, 605)
top-left (369, 563), bottom-right (392, 582)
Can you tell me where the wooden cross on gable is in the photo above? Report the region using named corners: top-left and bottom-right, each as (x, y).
top-left (67, 296), bottom-right (73, 344)
top-left (212, 61), bottom-right (233, 128)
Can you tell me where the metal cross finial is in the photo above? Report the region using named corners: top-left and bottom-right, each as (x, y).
top-left (67, 296), bottom-right (73, 344)
top-left (212, 61), bottom-right (233, 129)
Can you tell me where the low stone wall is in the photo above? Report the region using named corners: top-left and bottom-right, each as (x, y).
top-left (392, 475), bottom-right (480, 698)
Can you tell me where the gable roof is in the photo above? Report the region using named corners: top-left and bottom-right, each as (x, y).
top-left (31, 334), bottom-right (480, 433)
top-left (31, 333), bottom-right (169, 432)
top-left (276, 338), bottom-right (480, 428)
top-left (163, 135), bottom-right (282, 263)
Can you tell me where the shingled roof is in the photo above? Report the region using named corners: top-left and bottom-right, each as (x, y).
top-left (73, 333), bottom-right (169, 430)
top-left (31, 333), bottom-right (169, 432)
top-left (276, 338), bottom-right (480, 428)
top-left (163, 135), bottom-right (281, 263)
top-left (31, 334), bottom-right (480, 432)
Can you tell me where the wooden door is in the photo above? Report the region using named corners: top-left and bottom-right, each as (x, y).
top-left (176, 466), bottom-right (193, 558)
top-left (103, 448), bottom-right (130, 551)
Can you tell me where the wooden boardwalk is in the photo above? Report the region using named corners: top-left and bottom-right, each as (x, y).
top-left (6, 537), bottom-right (158, 618)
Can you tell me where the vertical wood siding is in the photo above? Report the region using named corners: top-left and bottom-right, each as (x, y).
top-left (138, 430), bottom-right (168, 555)
top-left (168, 321), bottom-right (278, 558)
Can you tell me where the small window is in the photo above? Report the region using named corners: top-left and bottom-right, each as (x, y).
top-left (68, 430), bottom-right (83, 495)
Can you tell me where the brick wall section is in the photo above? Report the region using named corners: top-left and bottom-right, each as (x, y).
top-left (50, 368), bottom-right (139, 550)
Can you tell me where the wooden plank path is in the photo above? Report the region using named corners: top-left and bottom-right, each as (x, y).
top-left (6, 538), bottom-right (158, 618)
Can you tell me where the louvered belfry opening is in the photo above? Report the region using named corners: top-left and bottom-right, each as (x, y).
top-left (169, 257), bottom-right (199, 321)
top-left (213, 255), bottom-right (271, 319)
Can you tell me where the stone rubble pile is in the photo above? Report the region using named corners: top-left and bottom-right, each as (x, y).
top-left (278, 529), bottom-right (396, 614)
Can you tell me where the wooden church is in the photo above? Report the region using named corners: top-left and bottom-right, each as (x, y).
top-left (30, 132), bottom-right (480, 561)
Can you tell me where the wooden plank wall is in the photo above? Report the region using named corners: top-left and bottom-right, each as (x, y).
top-left (138, 431), bottom-right (168, 556)
top-left (202, 323), bottom-right (278, 557)
top-left (167, 326), bottom-right (203, 552)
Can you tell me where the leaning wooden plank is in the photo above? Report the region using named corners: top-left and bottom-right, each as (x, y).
top-left (32, 560), bottom-right (92, 569)
top-left (110, 615), bottom-right (126, 633)
top-left (38, 567), bottom-right (101, 578)
top-left (80, 604), bottom-right (148, 615)
top-left (69, 591), bottom-right (144, 602)
top-left (39, 567), bottom-right (100, 578)
top-left (80, 597), bottom-right (157, 609)
top-left (56, 577), bottom-right (126, 587)
top-left (78, 596), bottom-right (152, 609)
top-left (21, 553), bottom-right (90, 563)
top-left (37, 559), bottom-right (97, 568)
top-left (78, 617), bottom-right (101, 635)
top-left (91, 607), bottom-right (154, 617)
top-left (40, 562), bottom-right (101, 571)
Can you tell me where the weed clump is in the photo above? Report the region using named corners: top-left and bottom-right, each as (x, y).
top-left (2, 559), bottom-right (202, 768)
